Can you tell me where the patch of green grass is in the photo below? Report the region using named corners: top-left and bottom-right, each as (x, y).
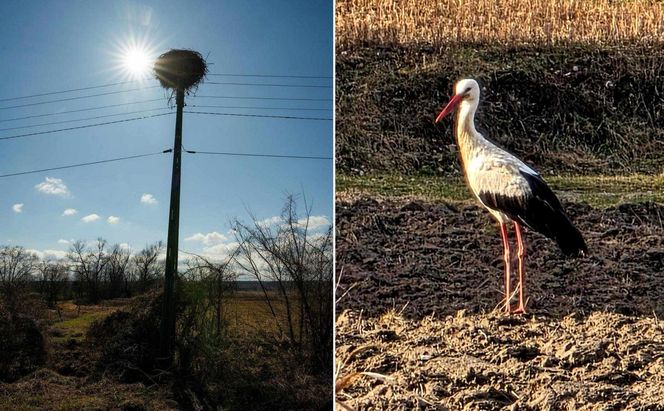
top-left (337, 173), bottom-right (664, 208)
top-left (51, 311), bottom-right (112, 343)
top-left (337, 174), bottom-right (469, 201)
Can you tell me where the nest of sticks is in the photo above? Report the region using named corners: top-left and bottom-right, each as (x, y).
top-left (153, 49), bottom-right (207, 91)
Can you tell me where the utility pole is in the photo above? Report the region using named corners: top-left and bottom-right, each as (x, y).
top-left (160, 86), bottom-right (184, 361)
top-left (153, 49), bottom-right (207, 365)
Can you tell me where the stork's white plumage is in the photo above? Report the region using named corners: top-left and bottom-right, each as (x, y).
top-left (435, 79), bottom-right (587, 314)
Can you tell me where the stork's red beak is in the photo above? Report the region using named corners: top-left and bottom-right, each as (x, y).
top-left (435, 93), bottom-right (463, 123)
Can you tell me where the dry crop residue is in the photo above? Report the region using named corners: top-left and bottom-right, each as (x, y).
top-left (336, 197), bottom-right (664, 409)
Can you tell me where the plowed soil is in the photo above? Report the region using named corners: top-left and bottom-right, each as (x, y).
top-left (335, 196), bottom-right (664, 410)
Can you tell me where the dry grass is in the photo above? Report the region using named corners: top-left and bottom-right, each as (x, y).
top-left (0, 369), bottom-right (176, 411)
top-left (337, 0), bottom-right (664, 49)
top-left (225, 290), bottom-right (291, 334)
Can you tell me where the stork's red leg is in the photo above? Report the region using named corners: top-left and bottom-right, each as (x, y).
top-left (499, 223), bottom-right (511, 314)
top-left (513, 222), bottom-right (527, 314)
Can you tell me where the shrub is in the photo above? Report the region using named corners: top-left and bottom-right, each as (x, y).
top-left (0, 309), bottom-right (46, 382)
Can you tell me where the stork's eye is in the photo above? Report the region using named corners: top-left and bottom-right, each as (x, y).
top-left (465, 87), bottom-right (472, 93)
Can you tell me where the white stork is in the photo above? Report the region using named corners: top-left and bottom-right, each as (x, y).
top-left (435, 78), bottom-right (587, 314)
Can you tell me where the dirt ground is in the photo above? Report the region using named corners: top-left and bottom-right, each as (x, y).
top-left (335, 196), bottom-right (664, 410)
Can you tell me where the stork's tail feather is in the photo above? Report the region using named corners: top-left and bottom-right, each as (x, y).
top-left (550, 211), bottom-right (587, 257)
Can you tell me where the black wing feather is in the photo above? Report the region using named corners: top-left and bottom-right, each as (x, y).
top-left (478, 171), bottom-right (587, 257)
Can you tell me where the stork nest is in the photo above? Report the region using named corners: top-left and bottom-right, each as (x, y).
top-left (153, 49), bottom-right (207, 91)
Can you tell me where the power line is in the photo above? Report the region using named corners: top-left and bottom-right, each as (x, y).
top-left (0, 149), bottom-right (172, 178)
top-left (0, 99), bottom-right (164, 123)
top-left (208, 73), bottom-right (332, 79)
top-left (0, 112), bottom-right (173, 141)
top-left (194, 95), bottom-right (331, 102)
top-left (0, 107), bottom-right (171, 132)
top-left (207, 81), bottom-right (331, 89)
top-left (184, 111), bottom-right (332, 121)
top-left (184, 148), bottom-right (331, 160)
top-left (0, 73), bottom-right (331, 103)
top-left (0, 85), bottom-right (162, 110)
top-left (189, 104), bottom-right (331, 112)
top-left (0, 79), bottom-right (155, 103)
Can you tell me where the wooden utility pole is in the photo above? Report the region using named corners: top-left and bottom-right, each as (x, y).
top-left (153, 48), bottom-right (207, 365)
top-left (159, 86), bottom-right (184, 361)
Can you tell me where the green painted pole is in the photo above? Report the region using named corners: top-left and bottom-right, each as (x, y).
top-left (160, 86), bottom-right (184, 363)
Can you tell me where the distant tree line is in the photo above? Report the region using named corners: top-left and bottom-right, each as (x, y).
top-left (1, 194), bottom-right (333, 408)
top-left (0, 240), bottom-right (164, 308)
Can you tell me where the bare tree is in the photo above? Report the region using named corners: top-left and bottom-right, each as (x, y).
top-left (68, 239), bottom-right (109, 304)
top-left (132, 241), bottom-right (164, 293)
top-left (184, 250), bottom-right (239, 337)
top-left (105, 244), bottom-right (131, 299)
top-left (0, 246), bottom-right (38, 311)
top-left (232, 194), bottom-right (333, 370)
top-left (36, 260), bottom-right (69, 308)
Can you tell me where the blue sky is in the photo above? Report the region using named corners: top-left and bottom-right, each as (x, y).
top-left (0, 0), bottom-right (333, 261)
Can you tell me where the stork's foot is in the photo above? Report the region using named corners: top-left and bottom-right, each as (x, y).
top-left (512, 304), bottom-right (527, 315)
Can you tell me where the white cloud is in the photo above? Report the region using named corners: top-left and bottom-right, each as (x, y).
top-left (107, 216), bottom-right (120, 225)
top-left (81, 214), bottom-right (100, 223)
top-left (62, 208), bottom-right (77, 216)
top-left (257, 216), bottom-right (283, 228)
top-left (12, 203), bottom-right (23, 213)
top-left (184, 231), bottom-right (228, 246)
top-left (296, 215), bottom-right (330, 230)
top-left (57, 239), bottom-right (70, 245)
top-left (35, 177), bottom-right (70, 197)
top-left (256, 215), bottom-right (330, 230)
top-left (140, 193), bottom-right (158, 205)
top-left (27, 249), bottom-right (68, 261)
top-left (201, 242), bottom-right (240, 261)
top-left (119, 243), bottom-right (131, 250)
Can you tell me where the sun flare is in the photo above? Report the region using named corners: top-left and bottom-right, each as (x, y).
top-left (110, 35), bottom-right (159, 82)
top-left (123, 46), bottom-right (152, 77)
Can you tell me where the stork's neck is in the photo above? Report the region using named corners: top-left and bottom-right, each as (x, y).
top-left (455, 99), bottom-right (487, 160)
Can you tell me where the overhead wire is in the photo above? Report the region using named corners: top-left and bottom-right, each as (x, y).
top-left (0, 79), bottom-right (155, 102)
top-left (189, 104), bottom-right (330, 112)
top-left (0, 85), bottom-right (162, 110)
top-left (208, 73), bottom-right (332, 79)
top-left (193, 95), bottom-right (331, 102)
top-left (184, 111), bottom-right (331, 121)
top-left (0, 112), bottom-right (173, 141)
top-left (184, 148), bottom-right (331, 160)
top-left (0, 73), bottom-right (330, 105)
top-left (0, 99), bottom-right (164, 123)
top-left (0, 149), bottom-right (172, 178)
top-left (206, 81), bottom-right (331, 89)
top-left (0, 145), bottom-right (330, 178)
top-left (0, 107), bottom-right (172, 132)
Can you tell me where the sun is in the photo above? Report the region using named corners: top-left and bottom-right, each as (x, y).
top-left (110, 34), bottom-right (159, 82)
top-left (122, 46), bottom-right (152, 77)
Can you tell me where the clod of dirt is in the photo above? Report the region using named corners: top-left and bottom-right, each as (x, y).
top-left (337, 198), bottom-right (664, 319)
top-left (337, 197), bottom-right (664, 409)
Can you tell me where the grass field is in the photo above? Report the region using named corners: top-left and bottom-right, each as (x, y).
top-left (337, 0), bottom-right (664, 49)
top-left (224, 290), bottom-right (297, 335)
top-left (338, 173), bottom-right (664, 208)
